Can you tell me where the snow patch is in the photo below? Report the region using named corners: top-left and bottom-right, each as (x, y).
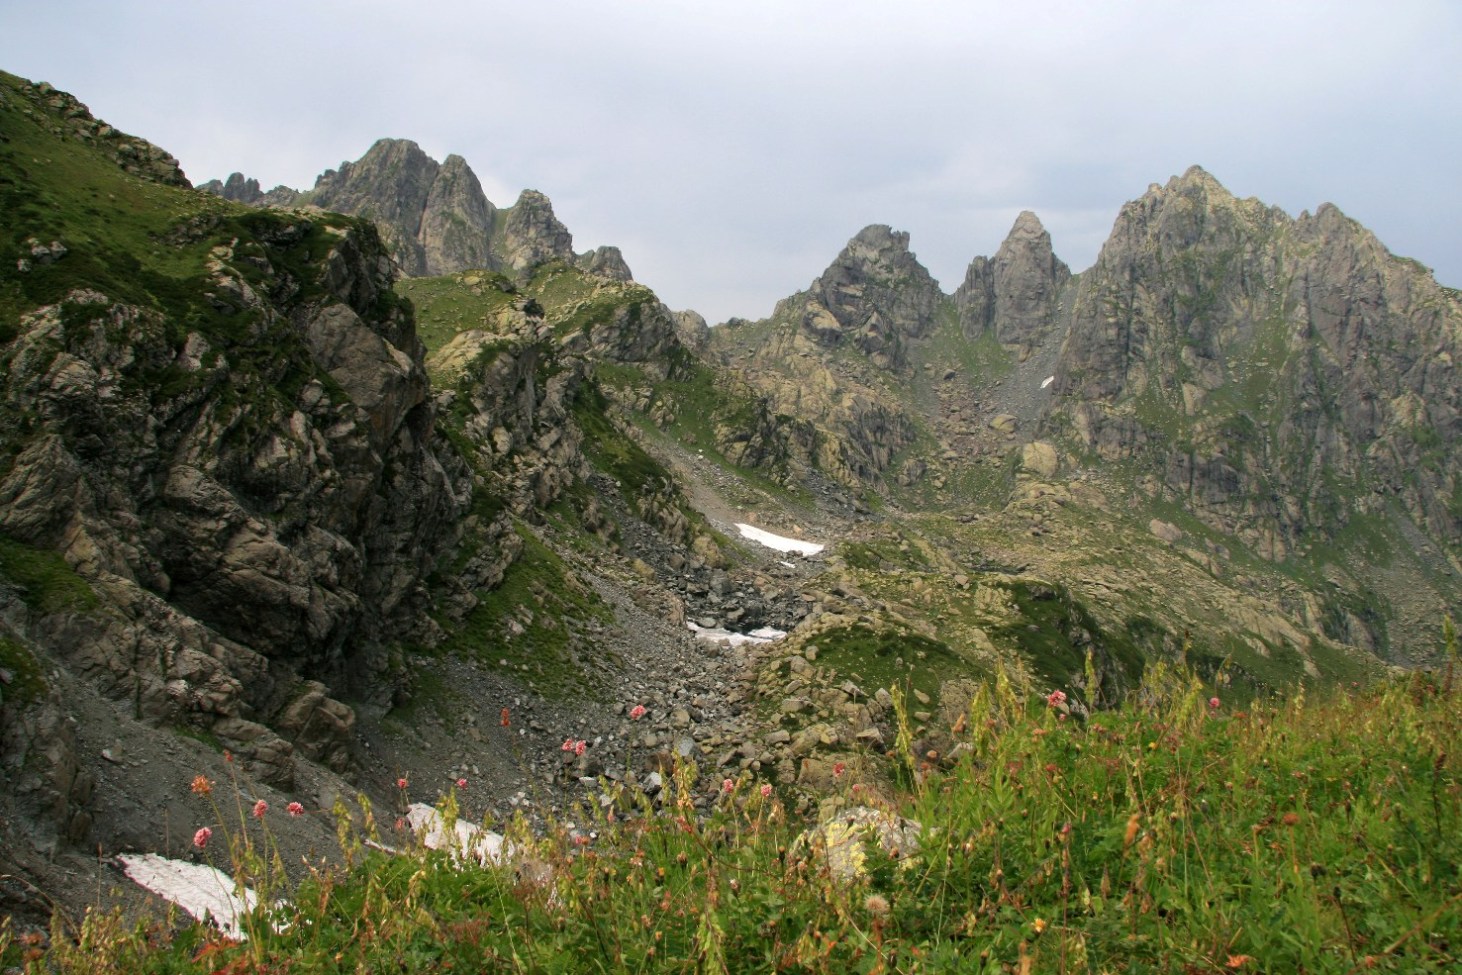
top-left (407, 802), bottom-right (506, 865)
top-left (736, 523), bottom-right (824, 555)
top-left (687, 621), bottom-right (788, 647)
top-left (1041, 375), bottom-right (1055, 389)
top-left (118, 853), bottom-right (259, 940)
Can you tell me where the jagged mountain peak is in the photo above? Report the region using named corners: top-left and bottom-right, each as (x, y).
top-left (1098, 165), bottom-right (1290, 263)
top-left (360, 135), bottom-right (428, 160)
top-left (954, 209), bottom-right (1071, 349)
top-left (577, 244), bottom-right (634, 282)
top-left (996, 210), bottom-right (1063, 265)
top-left (815, 223), bottom-right (938, 296)
top-left (797, 224), bottom-right (943, 367)
top-left (1007, 209), bottom-right (1047, 236)
top-left (201, 145), bottom-right (632, 283)
top-left (835, 224), bottom-right (921, 270)
top-left (513, 188), bottom-right (555, 209)
top-left (1175, 162), bottom-right (1224, 187)
top-left (499, 189), bottom-right (575, 271)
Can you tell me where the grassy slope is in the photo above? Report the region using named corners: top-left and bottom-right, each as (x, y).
top-left (14, 666), bottom-right (1459, 973)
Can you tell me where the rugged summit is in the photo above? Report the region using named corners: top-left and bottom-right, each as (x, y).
top-left (202, 140), bottom-right (627, 282)
top-left (1049, 166), bottom-right (1462, 562)
top-left (418, 153), bottom-right (497, 274)
top-left (796, 225), bottom-right (944, 370)
top-left (955, 210), bottom-right (1071, 354)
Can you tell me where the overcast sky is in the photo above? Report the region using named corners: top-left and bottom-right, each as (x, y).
top-left (4, 1), bottom-right (1459, 323)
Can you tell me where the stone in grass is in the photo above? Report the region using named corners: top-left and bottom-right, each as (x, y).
top-left (793, 806), bottom-right (923, 882)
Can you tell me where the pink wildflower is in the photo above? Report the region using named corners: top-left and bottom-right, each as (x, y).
top-left (629, 704), bottom-right (647, 721)
top-left (574, 740), bottom-right (587, 757)
top-left (456, 778), bottom-right (468, 789)
top-left (287, 802), bottom-right (304, 817)
top-left (722, 778), bottom-right (734, 794)
top-left (760, 783), bottom-right (773, 799)
top-left (562, 739), bottom-right (574, 752)
top-left (190, 775), bottom-right (213, 797)
top-left (193, 826), bottom-right (212, 849)
top-left (252, 800), bottom-right (268, 819)
top-left (1046, 689), bottom-right (1067, 708)
top-left (833, 762), bottom-right (847, 778)
top-left (397, 777), bottom-right (408, 789)
top-left (1209, 697), bottom-right (1221, 709)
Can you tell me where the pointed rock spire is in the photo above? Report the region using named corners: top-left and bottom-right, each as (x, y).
top-left (420, 153), bottom-right (495, 275)
top-left (954, 210), bottom-right (1070, 350)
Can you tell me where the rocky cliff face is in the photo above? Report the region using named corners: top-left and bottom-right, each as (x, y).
top-left (306, 139), bottom-right (444, 275)
top-left (0, 220), bottom-right (464, 789)
top-left (1048, 166), bottom-right (1462, 559)
top-left (203, 143), bottom-right (630, 284)
top-left (420, 153), bottom-right (497, 274)
top-left (1, 76), bottom-right (474, 809)
top-left (796, 225), bottom-right (944, 370)
top-left (956, 211), bottom-right (1072, 354)
top-left (495, 189), bottom-right (575, 272)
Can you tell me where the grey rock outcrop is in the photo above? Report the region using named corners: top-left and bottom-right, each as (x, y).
top-left (798, 225), bottom-right (944, 370)
top-left (198, 172), bottom-right (265, 204)
top-left (0, 216), bottom-right (467, 787)
top-left (1048, 165), bottom-right (1462, 558)
top-left (671, 309), bottom-right (710, 353)
top-left (956, 210), bottom-right (1072, 353)
top-left (497, 189), bottom-right (576, 272)
top-left (308, 138), bottom-right (442, 275)
top-left (420, 154), bottom-right (496, 274)
top-left (577, 245), bottom-right (634, 282)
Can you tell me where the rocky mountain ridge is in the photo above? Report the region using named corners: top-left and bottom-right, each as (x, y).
top-left (1050, 167), bottom-right (1462, 561)
top-left (716, 166), bottom-right (1460, 550)
top-left (200, 139), bottom-right (634, 284)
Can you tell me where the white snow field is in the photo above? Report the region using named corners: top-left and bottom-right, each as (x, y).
top-left (735, 523), bottom-right (824, 555)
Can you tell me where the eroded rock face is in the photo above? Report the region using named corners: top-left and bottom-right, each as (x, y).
top-left (308, 139), bottom-right (443, 275)
top-left (1049, 166), bottom-right (1462, 557)
top-left (429, 333), bottom-right (588, 516)
top-left (956, 211), bottom-right (1071, 353)
top-left (577, 245), bottom-right (634, 282)
top-left (498, 190), bottom-right (576, 273)
top-left (0, 219), bottom-right (466, 787)
top-left (421, 154), bottom-right (497, 275)
top-left (799, 225), bottom-right (944, 370)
